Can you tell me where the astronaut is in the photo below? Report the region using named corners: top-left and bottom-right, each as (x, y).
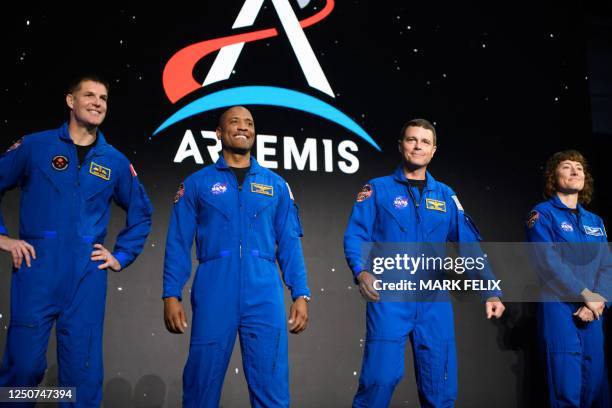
top-left (163, 106), bottom-right (310, 408)
top-left (526, 150), bottom-right (611, 408)
top-left (0, 74), bottom-right (153, 407)
top-left (344, 118), bottom-right (505, 408)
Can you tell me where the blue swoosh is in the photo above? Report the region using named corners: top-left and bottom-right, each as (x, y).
top-left (153, 86), bottom-right (380, 151)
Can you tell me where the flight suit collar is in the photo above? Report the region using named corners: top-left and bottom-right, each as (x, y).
top-left (215, 155), bottom-right (262, 175)
top-left (58, 122), bottom-right (110, 154)
top-left (392, 165), bottom-right (437, 192)
top-left (549, 194), bottom-right (586, 216)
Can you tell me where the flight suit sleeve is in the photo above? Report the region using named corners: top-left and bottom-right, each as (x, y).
top-left (111, 162), bottom-right (153, 269)
top-left (343, 182), bottom-right (377, 282)
top-left (592, 220), bottom-right (612, 301)
top-left (274, 181), bottom-right (310, 301)
top-left (447, 191), bottom-right (502, 299)
top-left (163, 178), bottom-right (198, 301)
top-left (525, 209), bottom-right (587, 298)
top-left (0, 137), bottom-right (30, 236)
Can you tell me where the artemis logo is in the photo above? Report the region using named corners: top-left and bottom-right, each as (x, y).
top-left (154, 0), bottom-right (380, 172)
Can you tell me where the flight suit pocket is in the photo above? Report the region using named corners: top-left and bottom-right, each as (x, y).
top-left (291, 202), bottom-right (304, 237)
top-left (425, 211), bottom-right (450, 238)
top-left (81, 267), bottom-right (108, 325)
top-left (415, 338), bottom-right (452, 396)
top-left (9, 318), bottom-right (39, 330)
top-left (84, 182), bottom-right (113, 202)
top-left (544, 334), bottom-right (582, 401)
top-left (463, 214), bottom-right (482, 240)
top-left (242, 328), bottom-right (282, 388)
top-left (84, 182), bottom-right (114, 218)
top-left (251, 250), bottom-right (275, 263)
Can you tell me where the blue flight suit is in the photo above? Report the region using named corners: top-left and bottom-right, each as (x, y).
top-left (344, 167), bottom-right (501, 408)
top-left (163, 156), bottom-right (310, 408)
top-left (526, 195), bottom-right (611, 407)
top-left (0, 123), bottom-right (153, 407)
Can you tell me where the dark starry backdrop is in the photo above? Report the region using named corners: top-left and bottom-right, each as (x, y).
top-left (0, 1), bottom-right (610, 407)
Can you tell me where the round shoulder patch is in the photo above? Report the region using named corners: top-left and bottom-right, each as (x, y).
top-left (5, 137), bottom-right (24, 153)
top-left (526, 210), bottom-right (539, 229)
top-left (356, 184), bottom-right (373, 202)
top-left (174, 182), bottom-right (185, 204)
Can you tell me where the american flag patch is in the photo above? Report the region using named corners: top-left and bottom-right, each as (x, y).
top-left (129, 163), bottom-right (138, 177)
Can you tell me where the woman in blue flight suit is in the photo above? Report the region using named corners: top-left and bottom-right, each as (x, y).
top-left (526, 150), bottom-right (611, 407)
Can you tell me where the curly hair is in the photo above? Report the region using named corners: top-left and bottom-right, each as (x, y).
top-left (543, 149), bottom-right (593, 205)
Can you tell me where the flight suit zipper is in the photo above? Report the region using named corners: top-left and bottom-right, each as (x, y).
top-left (228, 169), bottom-right (243, 259)
top-left (406, 184), bottom-right (421, 224)
top-left (569, 210), bottom-right (584, 243)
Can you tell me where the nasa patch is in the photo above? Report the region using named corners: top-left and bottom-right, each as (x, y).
top-left (560, 221), bottom-right (574, 232)
top-left (211, 182), bottom-right (228, 195)
top-left (393, 196), bottom-right (409, 209)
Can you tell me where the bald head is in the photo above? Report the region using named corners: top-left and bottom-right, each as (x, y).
top-left (218, 106), bottom-right (252, 129)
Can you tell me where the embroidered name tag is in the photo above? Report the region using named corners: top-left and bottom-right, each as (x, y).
top-left (90, 162), bottom-right (111, 180)
top-left (426, 198), bottom-right (446, 212)
top-left (584, 225), bottom-right (604, 237)
top-left (251, 183), bottom-right (274, 197)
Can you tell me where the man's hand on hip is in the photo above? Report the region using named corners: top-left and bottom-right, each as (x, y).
top-left (91, 243), bottom-right (122, 271)
top-left (0, 235), bottom-right (36, 269)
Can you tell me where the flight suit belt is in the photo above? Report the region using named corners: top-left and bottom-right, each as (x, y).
top-left (20, 230), bottom-right (101, 243)
top-left (198, 249), bottom-right (275, 263)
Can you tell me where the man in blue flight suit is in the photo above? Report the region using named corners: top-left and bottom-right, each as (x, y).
top-left (163, 106), bottom-right (310, 408)
top-left (525, 150), bottom-right (611, 407)
top-left (0, 74), bottom-right (153, 407)
top-left (344, 118), bottom-right (506, 408)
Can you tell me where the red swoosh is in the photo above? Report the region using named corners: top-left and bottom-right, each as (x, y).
top-left (163, 0), bottom-right (334, 103)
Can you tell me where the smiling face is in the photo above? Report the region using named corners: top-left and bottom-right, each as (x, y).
top-left (66, 80), bottom-right (108, 128)
top-left (216, 106), bottom-right (255, 154)
top-left (398, 125), bottom-right (437, 170)
top-left (555, 160), bottom-right (585, 194)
